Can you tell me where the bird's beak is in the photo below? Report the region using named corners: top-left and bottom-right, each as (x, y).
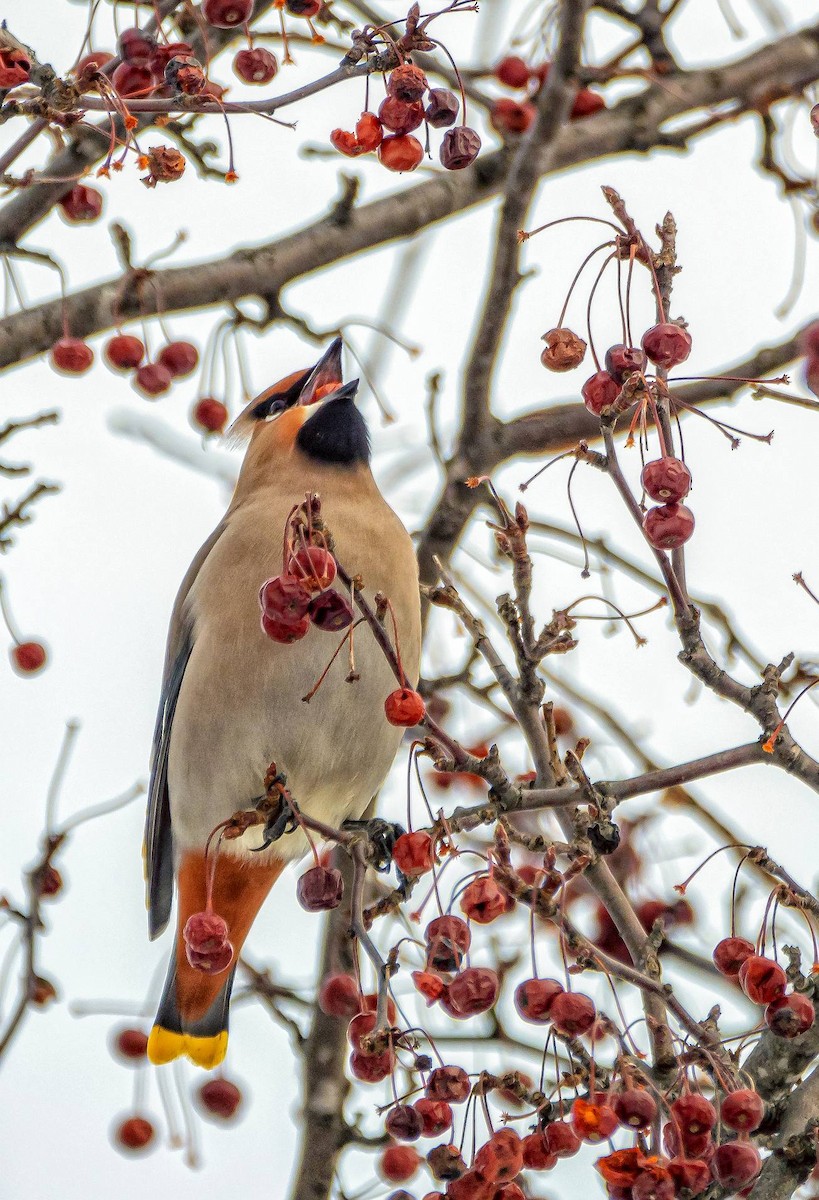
top-left (317, 378), bottom-right (360, 404)
top-left (298, 337), bottom-right (344, 406)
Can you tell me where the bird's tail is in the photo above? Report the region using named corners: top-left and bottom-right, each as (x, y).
top-left (147, 849), bottom-right (284, 1069)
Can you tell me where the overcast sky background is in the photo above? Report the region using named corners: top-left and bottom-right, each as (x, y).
top-left (1, 2), bottom-right (818, 1198)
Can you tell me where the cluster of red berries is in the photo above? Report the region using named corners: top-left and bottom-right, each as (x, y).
top-left (331, 63), bottom-right (480, 174)
top-left (490, 54), bottom-right (605, 138)
top-left (801, 321), bottom-right (819, 398)
top-left (259, 545), bottom-right (352, 643)
top-left (713, 937), bottom-right (815, 1039)
top-left (411, 914), bottom-right (501, 1020)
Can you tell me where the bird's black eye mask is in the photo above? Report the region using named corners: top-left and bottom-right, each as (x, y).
top-left (251, 367), bottom-right (313, 421)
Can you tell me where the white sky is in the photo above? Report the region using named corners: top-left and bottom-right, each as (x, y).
top-left (1, 2), bottom-right (818, 1198)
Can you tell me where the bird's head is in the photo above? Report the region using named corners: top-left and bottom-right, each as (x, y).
top-left (229, 338), bottom-right (370, 472)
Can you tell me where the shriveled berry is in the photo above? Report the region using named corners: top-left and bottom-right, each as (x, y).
top-left (514, 977), bottom-right (563, 1023)
top-left (443, 967), bottom-right (499, 1018)
top-left (460, 876), bottom-right (513, 924)
top-left (582, 370), bottom-right (620, 415)
top-left (198, 1078), bottom-right (243, 1120)
top-left (234, 47), bottom-right (278, 84)
top-left (641, 456), bottom-right (691, 503)
top-left (713, 936), bottom-right (755, 978)
top-left (605, 343), bottom-right (646, 383)
top-left (541, 327), bottom-right (587, 372)
top-left (595, 1147), bottom-right (646, 1188)
top-left (297, 865), bottom-right (343, 912)
top-left (426, 1065), bottom-right (470, 1103)
top-left (388, 63), bottom-right (428, 104)
top-left (670, 1094), bottom-right (717, 1136)
top-left (393, 831), bottom-right (434, 877)
top-left (192, 397), bottom-right (229, 434)
top-left (379, 96), bottom-right (425, 135)
top-left (412, 970), bottom-right (445, 1004)
top-left (446, 1171), bottom-right (494, 1200)
top-left (414, 1098), bottom-right (452, 1137)
top-left (318, 972), bottom-right (360, 1018)
top-left (308, 590), bottom-right (353, 632)
top-left (571, 1095), bottom-right (619, 1142)
top-left (473, 1128), bottom-right (523, 1183)
top-left (59, 184), bottom-right (103, 223)
top-left (549, 990), bottom-right (596, 1037)
top-left (543, 1120), bottom-right (581, 1158)
top-left (51, 337), bottom-right (94, 375)
top-left (642, 503), bottom-right (695, 549)
top-left (667, 1158), bottom-right (711, 1196)
top-left (202, 0), bottom-right (253, 27)
top-left (158, 341), bottom-right (198, 378)
top-left (114, 1115), bottom-right (155, 1153)
top-left (738, 954), bottom-right (787, 1004)
top-left (134, 362), bottom-right (173, 397)
top-left (11, 642), bottom-right (47, 674)
top-left (613, 1088), bottom-right (657, 1130)
top-left (721, 1088), bottom-right (764, 1132)
top-left (385, 687), bottom-right (425, 726)
top-left (439, 126), bottom-right (481, 170)
top-left (765, 992), bottom-right (815, 1038)
top-left (641, 322), bottom-right (692, 369)
top-left (378, 134), bottom-right (424, 173)
top-left (105, 334), bottom-right (144, 371)
top-left (331, 128), bottom-right (367, 158)
top-left (165, 56), bottom-right (207, 95)
top-left (494, 56), bottom-right (530, 89)
top-left (426, 915), bottom-right (471, 971)
top-left (425, 88), bottom-right (459, 127)
top-left (259, 574), bottom-right (312, 624)
top-left (386, 1104), bottom-right (424, 1142)
top-left (261, 612), bottom-right (310, 643)
top-left (712, 1142), bottom-right (761, 1190)
top-left (490, 98), bottom-right (536, 135)
top-left (380, 1144), bottom-right (422, 1183)
top-left (112, 1027), bottom-right (149, 1062)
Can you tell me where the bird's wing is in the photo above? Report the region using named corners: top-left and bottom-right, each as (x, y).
top-left (145, 521), bottom-right (227, 939)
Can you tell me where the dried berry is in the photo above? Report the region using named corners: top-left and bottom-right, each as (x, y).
top-left (642, 503), bottom-right (695, 550)
top-left (425, 88), bottom-right (459, 128)
top-left (202, 0), bottom-right (253, 28)
top-left (393, 831), bottom-right (434, 877)
top-left (641, 457), bottom-right (691, 503)
top-left (0, 48), bottom-right (30, 88)
top-left (386, 1104), bottom-right (424, 1142)
top-left (308, 590), bottom-right (354, 632)
top-left (670, 1094), bottom-right (717, 1136)
top-left (712, 1142), bottom-right (761, 1190)
top-left (379, 96), bottom-right (425, 135)
top-left (605, 343), bottom-right (646, 383)
top-left (514, 977), bottom-right (564, 1023)
top-left (388, 63), bottom-right (428, 104)
top-left (426, 915), bottom-right (471, 972)
top-left (571, 1095), bottom-right (619, 1142)
top-left (765, 992), bottom-right (815, 1038)
top-left (296, 865), bottom-right (343, 912)
top-left (473, 1129), bottom-right (523, 1183)
top-left (261, 612), bottom-right (310, 643)
top-left (541, 327), bottom-right (587, 372)
top-left (414, 1098), bottom-right (452, 1137)
top-left (443, 967), bottom-right (499, 1018)
top-left (543, 1120), bottom-right (582, 1158)
top-left (549, 990), bottom-right (596, 1037)
top-left (581, 370), bottom-right (620, 415)
top-left (439, 126), bottom-right (481, 170)
top-left (259, 574), bottom-right (313, 625)
top-left (140, 145), bottom-right (186, 187)
top-left (460, 876), bottom-right (513, 924)
top-left (234, 47), bottom-right (278, 84)
top-left (426, 1065), bottom-right (470, 1103)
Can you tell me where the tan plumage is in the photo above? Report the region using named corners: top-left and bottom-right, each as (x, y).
top-left (145, 341), bottom-right (421, 1067)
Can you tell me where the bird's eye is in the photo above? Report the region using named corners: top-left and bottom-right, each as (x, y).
top-left (263, 399), bottom-right (286, 422)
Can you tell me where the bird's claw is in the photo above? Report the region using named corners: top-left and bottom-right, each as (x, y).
top-left (252, 792), bottom-right (300, 851)
top-left (341, 817), bottom-right (405, 872)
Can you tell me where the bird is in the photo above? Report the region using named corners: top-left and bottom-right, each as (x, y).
top-left (144, 338), bottom-right (421, 1069)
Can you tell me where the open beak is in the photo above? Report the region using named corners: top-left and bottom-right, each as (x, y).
top-left (298, 337), bottom-right (344, 406)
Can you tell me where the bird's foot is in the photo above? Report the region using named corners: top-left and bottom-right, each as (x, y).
top-left (252, 790), bottom-right (301, 851)
top-left (341, 817), bottom-right (405, 872)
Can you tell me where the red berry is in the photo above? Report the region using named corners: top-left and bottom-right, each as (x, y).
top-left (662, 1122), bottom-right (714, 1160)
top-left (426, 1065), bottom-right (470, 1103)
top-left (234, 47), bottom-right (278, 84)
top-left (331, 128), bottom-right (366, 158)
top-left (307, 590), bottom-right (353, 632)
top-left (134, 362), bottom-right (173, 397)
top-left (641, 322), bottom-right (692, 369)
top-left (76, 49), bottom-right (115, 76)
top-left (192, 397), bottom-right (229, 434)
top-left (642, 503), bottom-right (695, 549)
top-left (261, 611), bottom-right (310, 643)
top-left (798, 320), bottom-right (819, 357)
top-left (157, 341), bottom-right (198, 378)
top-left (58, 184), bottom-right (103, 223)
top-left (114, 1115), bottom-right (155, 1153)
top-left (721, 1088), bottom-right (764, 1132)
top-left (37, 865), bottom-right (63, 898)
top-left (570, 1095), bottom-right (619, 1142)
top-left (641, 456), bottom-right (692, 503)
top-left (318, 972), bottom-right (360, 1018)
top-left (202, 0), bottom-right (253, 27)
top-left (378, 96), bottom-right (425, 135)
top-left (380, 1144), bottom-right (421, 1184)
top-left (446, 1170), bottom-right (493, 1200)
top-left (712, 1142), bottom-right (762, 1190)
top-left (473, 1129), bottom-right (523, 1183)
top-left (184, 910), bottom-right (230, 953)
top-left (765, 992), bottom-right (815, 1038)
top-left (387, 63), bottom-right (428, 104)
top-left (443, 967), bottom-right (499, 1018)
top-left (713, 936), bottom-right (755, 978)
top-left (393, 831), bottom-right (434, 877)
top-left (378, 134), bottom-right (424, 173)
top-left (667, 1158), bottom-right (712, 1197)
top-left (425, 88), bottom-right (459, 128)
top-left (670, 1094), bottom-right (717, 1136)
top-left (426, 915), bottom-right (471, 972)
top-left (259, 574), bottom-right (312, 625)
top-left (385, 687), bottom-right (425, 726)
top-left (605, 343), bottom-right (647, 383)
top-left (581, 369), bottom-right (620, 415)
top-left (521, 1131), bottom-right (557, 1170)
top-left (549, 990), bottom-right (596, 1037)
top-left (613, 1088), bottom-right (658, 1130)
top-left (0, 48), bottom-right (30, 88)
top-left (595, 1147), bottom-right (646, 1188)
top-left (490, 97), bottom-right (536, 135)
top-left (514, 977), bottom-right (564, 1023)
top-left (198, 1078), bottom-right (243, 1120)
top-left (460, 876), bottom-right (513, 924)
top-left (738, 954), bottom-right (787, 1004)
top-left (50, 337), bottom-right (94, 374)
top-left (112, 61), bottom-right (155, 98)
top-left (414, 1098), bottom-right (452, 1137)
top-left (11, 641), bottom-right (47, 674)
top-left (494, 1183), bottom-right (525, 1200)
top-left (494, 56), bottom-right (530, 89)
top-left (119, 28), bottom-right (156, 65)
top-left (297, 865), bottom-right (343, 912)
top-left (353, 111), bottom-right (383, 151)
top-left (289, 547), bottom-right (337, 592)
top-left (632, 1168), bottom-right (675, 1200)
top-left (349, 1048), bottom-right (393, 1082)
top-left (112, 1027), bottom-right (149, 1062)
top-left (105, 334), bottom-right (144, 371)
top-left (386, 1104), bottom-right (424, 1142)
top-left (571, 89), bottom-right (605, 117)
top-left (542, 1120), bottom-right (581, 1157)
top-left (439, 126), bottom-right (481, 170)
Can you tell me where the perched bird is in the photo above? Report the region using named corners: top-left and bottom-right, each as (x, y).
top-left (145, 339), bottom-right (421, 1068)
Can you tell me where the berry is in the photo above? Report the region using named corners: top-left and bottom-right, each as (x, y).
top-left (157, 341), bottom-right (198, 378)
top-left (426, 915), bottom-right (471, 972)
top-left (738, 954), bottom-right (787, 1004)
top-left (0, 48), bottom-right (30, 88)
top-left (712, 936), bottom-right (755, 978)
top-left (259, 574), bottom-right (312, 625)
top-left (641, 456), bottom-right (691, 503)
top-left (641, 322), bottom-right (692, 369)
top-left (446, 1172), bottom-right (493, 1200)
top-left (112, 62), bottom-right (155, 98)
top-left (50, 337), bottom-right (93, 374)
top-left (30, 976), bottom-right (58, 1006)
top-left (570, 1095), bottom-right (619, 1142)
top-left (234, 47), bottom-right (278, 84)
top-left (571, 89), bottom-right (606, 117)
top-left (11, 642), bottom-right (47, 674)
top-left (494, 1184), bottom-right (525, 1200)
top-left (712, 1142), bottom-right (762, 1190)
top-left (642, 503), bottom-right (695, 549)
top-left (521, 1131), bottom-right (557, 1170)
top-left (439, 127), bottom-right (481, 170)
top-left (380, 1144), bottom-right (422, 1183)
top-left (798, 320), bottom-right (819, 357)
top-left (290, 547), bottom-right (337, 592)
top-left (426, 1065), bottom-right (470, 1103)
top-left (425, 88), bottom-right (459, 128)
top-left (414, 1098), bottom-right (452, 1137)
top-left (513, 977), bottom-right (563, 1023)
top-left (460, 876), bottom-right (513, 924)
top-left (134, 362), bottom-right (173, 397)
top-left (105, 334), bottom-right (144, 371)
top-left (581, 369), bottom-right (620, 415)
top-left (297, 865), bottom-right (343, 912)
top-left (378, 135), bottom-right (424, 173)
top-left (426, 1142), bottom-right (466, 1180)
top-left (386, 1104), bottom-right (424, 1142)
top-left (76, 49), bottom-right (115, 77)
top-left (140, 145), bottom-right (186, 187)
top-left (721, 1088), bottom-right (764, 1132)
top-left (473, 1129), bottom-right (523, 1183)
top-left (667, 1158), bottom-right (712, 1197)
top-left (549, 990), bottom-right (596, 1037)
top-left (307, 590), bottom-right (353, 632)
top-left (119, 28), bottom-right (156, 65)
top-left (543, 1120), bottom-right (581, 1158)
top-left (393, 831), bottom-right (434, 877)
top-left (388, 64), bottom-right (428, 104)
top-left (670, 1094), bottom-right (717, 1136)
top-left (37, 865), bottom-right (63, 898)
top-left (184, 911), bottom-right (233, 973)
top-left (378, 97), bottom-right (425, 135)
top-left (198, 1078), bottom-right (243, 1120)
top-left (595, 1147), bottom-right (646, 1188)
top-left (114, 1116), bottom-right (155, 1153)
top-left (202, 0), bottom-right (253, 27)
top-left (494, 56), bottom-right (530, 89)
top-left (632, 1168), bottom-right (674, 1200)
top-left (490, 98), bottom-right (536, 135)
top-left (58, 184), bottom-right (103, 223)
top-left (112, 1027), bottom-right (149, 1062)
top-left (349, 1048), bottom-right (393, 1082)
top-left (261, 612), bottom-right (310, 643)
top-left (385, 687), bottom-right (425, 726)
top-left (541, 327), bottom-right (587, 372)
top-left (165, 57), bottom-right (207, 95)
top-left (192, 397), bottom-right (229, 434)
top-left (663, 1122), bottom-right (714, 1160)
top-left (443, 967), bottom-right (499, 1018)
top-left (354, 111), bottom-right (383, 151)
top-left (765, 992), bottom-right (815, 1038)
top-left (605, 343), bottom-right (646, 383)
top-left (318, 973), bottom-right (360, 1018)
top-left (613, 1088), bottom-right (657, 1130)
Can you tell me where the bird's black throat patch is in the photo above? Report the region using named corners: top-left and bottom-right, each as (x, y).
top-left (296, 397), bottom-right (371, 465)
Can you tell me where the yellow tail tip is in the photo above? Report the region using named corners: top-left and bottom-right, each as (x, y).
top-left (148, 1026), bottom-right (228, 1069)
